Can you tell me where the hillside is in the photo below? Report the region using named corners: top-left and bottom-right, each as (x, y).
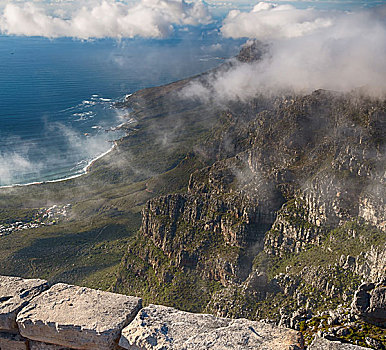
top-left (0, 44), bottom-right (385, 348)
top-left (0, 75), bottom-right (220, 289)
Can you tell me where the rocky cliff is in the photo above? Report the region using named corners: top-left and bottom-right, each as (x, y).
top-left (1, 41), bottom-right (383, 349)
top-left (114, 55), bottom-right (386, 349)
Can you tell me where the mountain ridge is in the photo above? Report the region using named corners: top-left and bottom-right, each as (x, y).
top-left (0, 42), bottom-right (384, 348)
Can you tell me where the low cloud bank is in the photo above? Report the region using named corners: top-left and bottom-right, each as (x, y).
top-left (222, 2), bottom-right (335, 40)
top-left (183, 2), bottom-right (386, 101)
top-left (0, 123), bottom-right (115, 187)
top-left (0, 152), bottom-right (40, 186)
top-left (0, 0), bottom-right (211, 39)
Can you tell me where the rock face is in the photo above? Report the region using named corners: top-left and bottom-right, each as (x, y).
top-left (0, 275), bottom-right (48, 332)
top-left (309, 336), bottom-right (370, 350)
top-left (351, 283), bottom-right (386, 327)
top-left (114, 83), bottom-right (385, 348)
top-left (29, 340), bottom-right (72, 350)
top-left (16, 283), bottom-right (142, 350)
top-left (119, 304), bottom-right (304, 350)
top-left (236, 40), bottom-right (269, 63)
top-left (0, 331), bottom-right (28, 350)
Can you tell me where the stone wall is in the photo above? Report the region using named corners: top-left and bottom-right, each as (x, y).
top-left (0, 276), bottom-right (369, 350)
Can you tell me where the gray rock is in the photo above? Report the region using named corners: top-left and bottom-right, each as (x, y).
top-left (309, 336), bottom-right (369, 349)
top-left (0, 331), bottom-right (28, 350)
top-left (351, 283), bottom-right (386, 327)
top-left (0, 275), bottom-right (48, 332)
top-left (16, 283), bottom-right (142, 350)
top-left (343, 256), bottom-right (356, 270)
top-left (30, 340), bottom-right (72, 350)
top-left (119, 304), bottom-right (304, 350)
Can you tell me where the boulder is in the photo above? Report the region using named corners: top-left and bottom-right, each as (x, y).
top-left (119, 304), bottom-right (304, 350)
top-left (0, 275), bottom-right (48, 332)
top-left (309, 336), bottom-right (369, 349)
top-left (16, 283), bottom-right (141, 350)
top-left (351, 283), bottom-right (386, 327)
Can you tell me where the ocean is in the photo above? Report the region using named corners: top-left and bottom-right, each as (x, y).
top-left (0, 28), bottom-right (242, 186)
top-left (1, 0), bottom-right (382, 187)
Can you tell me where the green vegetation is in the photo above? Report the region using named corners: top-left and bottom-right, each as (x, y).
top-left (1, 74), bottom-right (385, 350)
top-left (269, 220), bottom-right (385, 277)
top-left (0, 81), bottom-right (220, 289)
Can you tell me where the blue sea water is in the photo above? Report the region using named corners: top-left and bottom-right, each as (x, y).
top-left (0, 29), bottom-right (243, 186)
top-left (1, 0), bottom-right (383, 187)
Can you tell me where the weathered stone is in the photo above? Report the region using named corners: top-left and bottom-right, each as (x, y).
top-left (0, 275), bottom-right (48, 332)
top-left (0, 331), bottom-right (28, 350)
top-left (16, 283), bottom-right (142, 350)
top-left (309, 336), bottom-right (369, 349)
top-left (351, 283), bottom-right (386, 327)
top-left (29, 340), bottom-right (72, 350)
top-left (119, 304), bottom-right (304, 350)
top-left (367, 286), bottom-right (386, 326)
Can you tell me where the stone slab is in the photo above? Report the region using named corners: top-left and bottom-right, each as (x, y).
top-left (29, 340), bottom-right (124, 350)
top-left (0, 275), bottom-right (48, 332)
top-left (30, 340), bottom-right (75, 350)
top-left (16, 283), bottom-right (142, 350)
top-left (119, 304), bottom-right (304, 350)
top-left (0, 331), bottom-right (28, 350)
top-left (309, 336), bottom-right (369, 350)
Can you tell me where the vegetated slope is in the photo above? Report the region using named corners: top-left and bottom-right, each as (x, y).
top-left (1, 43), bottom-right (384, 348)
top-left (114, 50), bottom-right (385, 347)
top-left (0, 76), bottom-right (221, 289)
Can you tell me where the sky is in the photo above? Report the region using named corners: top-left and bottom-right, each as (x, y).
top-left (182, 0), bottom-right (386, 98)
top-left (0, 0), bottom-right (385, 96)
top-left (0, 0), bottom-right (385, 185)
top-left (0, 0), bottom-right (384, 39)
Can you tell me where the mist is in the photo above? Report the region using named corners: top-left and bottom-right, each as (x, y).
top-left (0, 122), bottom-right (117, 187)
top-left (182, 2), bottom-right (386, 102)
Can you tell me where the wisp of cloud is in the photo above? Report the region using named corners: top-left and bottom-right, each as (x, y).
top-left (183, 2), bottom-right (386, 101)
top-left (0, 0), bottom-right (211, 39)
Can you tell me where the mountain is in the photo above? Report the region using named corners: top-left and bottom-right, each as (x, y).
top-left (113, 46), bottom-right (385, 347)
top-left (0, 43), bottom-right (384, 348)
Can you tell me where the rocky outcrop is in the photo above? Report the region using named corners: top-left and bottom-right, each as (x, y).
top-left (264, 199), bottom-right (322, 257)
top-left (131, 170), bottom-right (279, 290)
top-left (0, 276), bottom-right (49, 332)
top-left (359, 185), bottom-right (386, 232)
top-left (309, 336), bottom-right (370, 349)
top-left (354, 246), bottom-right (386, 283)
top-left (351, 282), bottom-right (386, 327)
top-left (115, 83), bottom-right (386, 348)
top-left (236, 40), bottom-right (269, 63)
top-left (0, 275), bottom-right (305, 350)
top-left (119, 304), bottom-right (304, 350)
top-left (16, 283), bottom-right (142, 350)
top-left (0, 331), bottom-right (28, 350)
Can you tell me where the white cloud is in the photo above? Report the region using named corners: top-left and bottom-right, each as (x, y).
top-left (0, 0), bottom-right (212, 39)
top-left (182, 2), bottom-right (386, 101)
top-left (221, 2), bottom-right (335, 40)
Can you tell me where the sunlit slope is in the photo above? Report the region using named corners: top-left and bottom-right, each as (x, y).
top-left (0, 76), bottom-right (219, 288)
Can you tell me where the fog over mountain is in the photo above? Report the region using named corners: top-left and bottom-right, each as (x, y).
top-left (183, 2), bottom-right (386, 101)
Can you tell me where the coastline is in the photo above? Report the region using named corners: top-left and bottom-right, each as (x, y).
top-left (0, 143), bottom-right (116, 189)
